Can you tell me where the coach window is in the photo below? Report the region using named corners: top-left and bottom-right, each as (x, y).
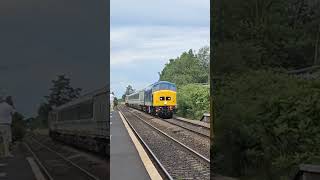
top-left (79, 101), bottom-right (93, 119)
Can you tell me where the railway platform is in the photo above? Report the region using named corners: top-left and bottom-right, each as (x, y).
top-left (0, 142), bottom-right (39, 180)
top-left (110, 108), bottom-right (160, 180)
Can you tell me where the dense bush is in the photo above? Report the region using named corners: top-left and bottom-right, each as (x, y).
top-left (11, 113), bottom-right (27, 141)
top-left (176, 84), bottom-right (209, 120)
top-left (213, 70), bottom-right (320, 179)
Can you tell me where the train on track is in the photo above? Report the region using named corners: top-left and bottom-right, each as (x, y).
top-left (48, 87), bottom-right (109, 155)
top-left (125, 81), bottom-right (177, 118)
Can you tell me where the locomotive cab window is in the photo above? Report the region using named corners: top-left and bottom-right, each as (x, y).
top-left (158, 82), bottom-right (177, 91)
top-left (166, 97), bottom-right (171, 100)
top-left (160, 96), bottom-right (165, 101)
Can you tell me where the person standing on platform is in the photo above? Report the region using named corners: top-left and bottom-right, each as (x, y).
top-left (0, 96), bottom-right (15, 157)
top-left (110, 92), bottom-right (115, 111)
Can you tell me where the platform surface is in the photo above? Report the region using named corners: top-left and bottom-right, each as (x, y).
top-left (0, 142), bottom-right (37, 180)
top-left (110, 109), bottom-right (150, 180)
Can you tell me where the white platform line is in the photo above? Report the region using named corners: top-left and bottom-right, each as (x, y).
top-left (26, 157), bottom-right (46, 180)
top-left (119, 111), bottom-right (163, 180)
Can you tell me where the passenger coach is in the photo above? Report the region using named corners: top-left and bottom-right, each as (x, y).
top-left (125, 81), bottom-right (177, 118)
top-left (48, 87), bottom-right (109, 155)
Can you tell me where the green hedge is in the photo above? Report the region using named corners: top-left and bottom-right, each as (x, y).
top-left (176, 84), bottom-right (209, 120)
top-left (11, 113), bottom-right (26, 141)
top-left (213, 70), bottom-right (320, 179)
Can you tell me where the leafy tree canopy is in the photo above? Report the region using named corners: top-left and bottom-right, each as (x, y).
top-left (45, 74), bottom-right (82, 107)
top-left (212, 0), bottom-right (320, 74)
top-left (213, 70), bottom-right (320, 179)
top-left (159, 47), bottom-right (209, 86)
top-left (122, 85), bottom-right (135, 100)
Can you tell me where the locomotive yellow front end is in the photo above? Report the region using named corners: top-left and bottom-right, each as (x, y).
top-left (152, 81), bottom-right (177, 118)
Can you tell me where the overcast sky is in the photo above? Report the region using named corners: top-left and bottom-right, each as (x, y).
top-left (0, 0), bottom-right (109, 117)
top-left (110, 0), bottom-right (210, 98)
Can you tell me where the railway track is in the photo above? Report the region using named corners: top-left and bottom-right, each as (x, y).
top-left (125, 106), bottom-right (210, 137)
top-left (162, 117), bottom-right (210, 137)
top-left (24, 135), bottom-right (101, 180)
top-left (125, 106), bottom-right (210, 159)
top-left (118, 106), bottom-right (210, 180)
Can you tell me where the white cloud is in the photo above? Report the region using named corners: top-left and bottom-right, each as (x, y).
top-left (110, 0), bottom-right (210, 97)
top-left (111, 0), bottom-right (210, 26)
top-left (110, 25), bottom-right (209, 97)
top-left (111, 26), bottom-right (209, 67)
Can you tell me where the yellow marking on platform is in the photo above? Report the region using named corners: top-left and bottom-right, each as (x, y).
top-left (26, 157), bottom-right (46, 180)
top-left (119, 111), bottom-right (163, 180)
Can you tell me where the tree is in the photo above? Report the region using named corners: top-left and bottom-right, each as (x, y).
top-left (45, 74), bottom-right (82, 107)
top-left (113, 97), bottom-right (118, 107)
top-left (37, 103), bottom-right (52, 127)
top-left (122, 85), bottom-right (135, 100)
top-left (197, 46), bottom-right (210, 83)
top-left (159, 47), bottom-right (209, 86)
top-left (211, 0), bottom-right (320, 72)
top-left (197, 46), bottom-right (210, 70)
top-left (11, 111), bottom-right (26, 141)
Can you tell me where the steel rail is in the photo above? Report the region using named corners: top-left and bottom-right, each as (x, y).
top-left (26, 137), bottom-right (100, 180)
top-left (161, 117), bottom-right (210, 138)
top-left (125, 105), bottom-right (210, 138)
top-left (118, 107), bottom-right (174, 180)
top-left (24, 142), bottom-right (54, 180)
top-left (120, 106), bottom-right (210, 163)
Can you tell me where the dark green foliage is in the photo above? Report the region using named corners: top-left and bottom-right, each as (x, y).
top-left (159, 47), bottom-right (209, 86)
top-left (157, 47), bottom-right (210, 120)
top-left (211, 1), bottom-right (320, 178)
top-left (212, 0), bottom-right (320, 72)
top-left (25, 117), bottom-right (47, 130)
top-left (11, 112), bottom-right (26, 141)
top-left (45, 74), bottom-right (82, 107)
top-left (37, 103), bottom-right (52, 127)
top-left (176, 84), bottom-right (209, 120)
top-left (114, 97), bottom-right (118, 107)
top-left (213, 70), bottom-right (320, 179)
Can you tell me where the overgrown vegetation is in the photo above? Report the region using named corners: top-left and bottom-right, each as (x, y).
top-left (159, 46), bottom-right (210, 120)
top-left (176, 84), bottom-right (209, 120)
top-left (213, 70), bottom-right (320, 179)
top-left (212, 0), bottom-right (320, 179)
top-left (11, 112), bottom-right (27, 141)
top-left (159, 47), bottom-right (209, 86)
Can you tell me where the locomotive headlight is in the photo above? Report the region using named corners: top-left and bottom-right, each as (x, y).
top-left (164, 101), bottom-right (167, 105)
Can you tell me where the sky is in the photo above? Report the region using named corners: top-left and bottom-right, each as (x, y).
top-left (0, 0), bottom-right (109, 117)
top-left (110, 0), bottom-right (210, 98)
